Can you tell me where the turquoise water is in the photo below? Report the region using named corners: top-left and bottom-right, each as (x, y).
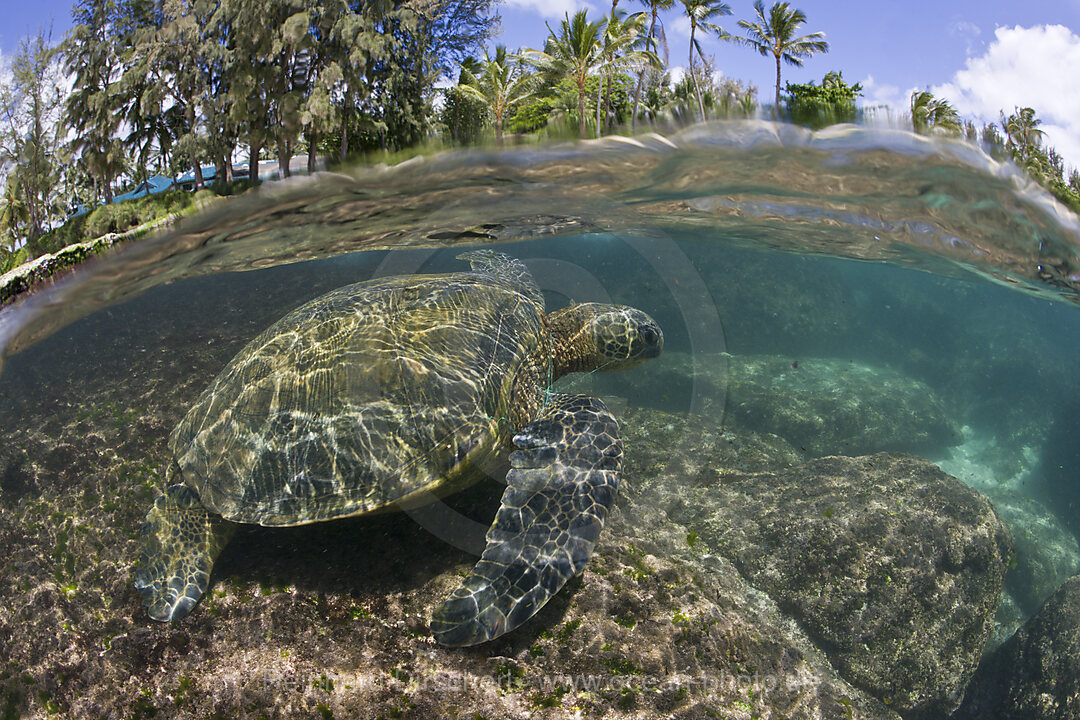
top-left (1, 123), bottom-right (1078, 718)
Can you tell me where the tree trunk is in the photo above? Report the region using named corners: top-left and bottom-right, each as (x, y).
top-left (631, 71), bottom-right (644, 130)
top-left (249, 142), bottom-right (261, 185)
top-left (193, 162), bottom-right (204, 191)
top-left (631, 7), bottom-right (660, 131)
top-left (578, 81), bottom-right (587, 139)
top-left (604, 76), bottom-right (612, 133)
top-left (19, 176), bottom-right (43, 259)
top-left (307, 130), bottom-right (318, 173)
top-left (278, 139), bottom-right (292, 179)
top-left (224, 152), bottom-right (234, 183)
top-left (596, 73), bottom-right (604, 137)
top-left (102, 171), bottom-right (113, 204)
top-left (339, 94), bottom-right (351, 162)
top-left (494, 115), bottom-right (503, 146)
top-left (774, 54), bottom-right (782, 114)
top-left (690, 28), bottom-right (705, 121)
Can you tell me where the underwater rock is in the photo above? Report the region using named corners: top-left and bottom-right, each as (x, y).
top-left (624, 352), bottom-right (963, 458)
top-left (0, 233), bottom-right (122, 307)
top-left (620, 417), bottom-right (1012, 720)
top-left (933, 432), bottom-right (1080, 630)
top-left (709, 454), bottom-right (1010, 719)
top-left (955, 572), bottom-right (1080, 720)
top-left (985, 488), bottom-right (1080, 618)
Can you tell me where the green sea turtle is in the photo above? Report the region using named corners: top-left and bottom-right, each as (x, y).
top-left (133, 250), bottom-right (662, 646)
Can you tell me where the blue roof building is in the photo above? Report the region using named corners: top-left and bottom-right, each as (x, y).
top-left (69, 174), bottom-right (177, 217)
top-left (111, 174), bottom-right (176, 203)
top-left (174, 166), bottom-right (218, 191)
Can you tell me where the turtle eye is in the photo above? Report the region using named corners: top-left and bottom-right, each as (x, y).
top-left (640, 327), bottom-right (658, 345)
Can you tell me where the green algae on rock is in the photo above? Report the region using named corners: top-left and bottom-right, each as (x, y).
top-left (0, 235), bottom-right (120, 307)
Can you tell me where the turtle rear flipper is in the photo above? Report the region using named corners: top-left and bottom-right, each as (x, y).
top-left (133, 484), bottom-right (236, 622)
top-left (430, 394), bottom-right (621, 646)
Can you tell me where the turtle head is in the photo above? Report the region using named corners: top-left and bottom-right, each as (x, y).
top-left (549, 303), bottom-right (663, 375)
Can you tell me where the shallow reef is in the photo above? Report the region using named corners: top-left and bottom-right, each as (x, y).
top-left (0, 325), bottom-right (1066, 719)
top-left (0, 387), bottom-right (898, 719)
top-left (0, 385), bottom-right (1016, 720)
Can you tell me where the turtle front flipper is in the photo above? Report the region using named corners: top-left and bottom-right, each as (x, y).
top-left (431, 394), bottom-right (621, 646)
top-left (133, 484), bottom-right (236, 622)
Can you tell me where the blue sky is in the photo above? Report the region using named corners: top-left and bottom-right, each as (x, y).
top-left (4, 0), bottom-right (1080, 165)
top-left (495, 0), bottom-right (1080, 165)
top-left (497, 0), bottom-right (1077, 98)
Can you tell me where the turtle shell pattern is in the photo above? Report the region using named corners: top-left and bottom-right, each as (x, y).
top-left (169, 269), bottom-right (547, 526)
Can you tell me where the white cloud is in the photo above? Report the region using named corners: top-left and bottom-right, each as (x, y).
top-left (948, 20), bottom-right (982, 55)
top-left (949, 21), bottom-right (981, 38)
top-left (859, 74), bottom-right (908, 110)
top-left (934, 24), bottom-right (1080, 170)
top-left (671, 16), bottom-right (691, 39)
top-left (503, 0), bottom-right (593, 20)
top-left (1040, 123), bottom-right (1080, 178)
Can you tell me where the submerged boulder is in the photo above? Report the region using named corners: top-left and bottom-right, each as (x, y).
top-left (988, 488), bottom-right (1080, 618)
top-left (621, 412), bottom-right (1012, 719)
top-left (618, 353), bottom-right (962, 458)
top-left (956, 573), bottom-right (1080, 720)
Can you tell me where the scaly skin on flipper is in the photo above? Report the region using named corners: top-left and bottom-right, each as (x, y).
top-left (133, 484), bottom-right (236, 621)
top-left (430, 393), bottom-right (621, 646)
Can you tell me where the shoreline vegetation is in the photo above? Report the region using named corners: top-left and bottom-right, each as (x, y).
top-left (1, 1), bottom-right (1078, 305)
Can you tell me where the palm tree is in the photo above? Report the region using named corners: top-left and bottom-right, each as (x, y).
top-left (521, 11), bottom-right (607, 139)
top-left (630, 0), bottom-right (675, 129)
top-left (1001, 106), bottom-right (1044, 164)
top-left (456, 46), bottom-right (536, 145)
top-left (737, 0), bottom-right (828, 112)
top-left (594, 11), bottom-right (660, 135)
top-left (0, 180), bottom-right (29, 251)
top-left (680, 0), bottom-right (733, 121)
top-left (910, 90), bottom-right (961, 136)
